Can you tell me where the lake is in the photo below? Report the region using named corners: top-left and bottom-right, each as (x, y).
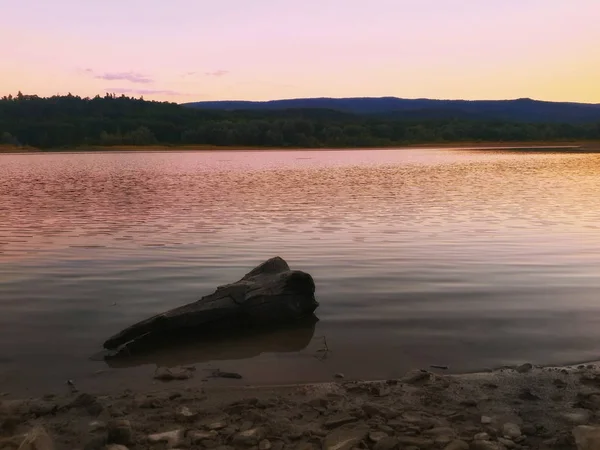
top-left (1, 147), bottom-right (600, 396)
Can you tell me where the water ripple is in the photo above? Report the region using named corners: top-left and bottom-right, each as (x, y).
top-left (1, 148), bottom-right (600, 393)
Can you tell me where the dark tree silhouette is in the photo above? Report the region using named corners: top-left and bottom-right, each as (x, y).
top-left (0, 93), bottom-right (598, 149)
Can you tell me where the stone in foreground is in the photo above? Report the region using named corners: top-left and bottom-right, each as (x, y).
top-left (104, 257), bottom-right (318, 350)
top-left (323, 426), bottom-right (369, 450)
top-left (574, 425), bottom-right (600, 450)
top-left (17, 426), bottom-right (53, 450)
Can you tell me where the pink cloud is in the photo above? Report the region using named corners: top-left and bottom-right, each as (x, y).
top-left (204, 70), bottom-right (229, 77)
top-left (96, 71), bottom-right (154, 84)
top-left (77, 69), bottom-right (154, 84)
top-left (107, 87), bottom-right (183, 96)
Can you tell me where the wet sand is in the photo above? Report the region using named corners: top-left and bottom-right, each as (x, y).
top-left (2, 363), bottom-right (599, 449)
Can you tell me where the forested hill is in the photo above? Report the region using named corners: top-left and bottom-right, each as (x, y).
top-left (184, 97), bottom-right (600, 124)
top-left (1, 93), bottom-right (599, 149)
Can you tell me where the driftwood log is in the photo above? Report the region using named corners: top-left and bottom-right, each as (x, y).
top-left (103, 257), bottom-right (318, 350)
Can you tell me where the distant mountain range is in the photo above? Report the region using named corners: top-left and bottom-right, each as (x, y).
top-left (183, 97), bottom-right (600, 124)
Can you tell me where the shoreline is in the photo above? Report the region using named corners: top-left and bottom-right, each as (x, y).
top-left (1, 141), bottom-right (599, 155)
top-left (1, 363), bottom-right (598, 449)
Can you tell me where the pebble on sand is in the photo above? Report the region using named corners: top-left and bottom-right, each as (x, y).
top-left (323, 426), bottom-right (369, 450)
top-left (153, 367), bottom-right (194, 381)
top-left (444, 440), bottom-right (469, 450)
top-left (516, 363), bottom-right (533, 374)
top-left (16, 426), bottom-right (53, 450)
top-left (107, 420), bottom-right (132, 445)
top-left (188, 430), bottom-right (218, 444)
top-left (573, 425), bottom-right (600, 450)
top-left (502, 423), bottom-right (521, 439)
top-left (258, 439), bottom-right (272, 450)
top-left (232, 427), bottom-right (267, 446)
top-left (368, 431), bottom-right (389, 443)
top-left (147, 429), bottom-right (184, 447)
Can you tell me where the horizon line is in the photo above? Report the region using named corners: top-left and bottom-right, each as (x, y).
top-left (3, 92), bottom-right (600, 106)
top-left (181, 96), bottom-right (600, 106)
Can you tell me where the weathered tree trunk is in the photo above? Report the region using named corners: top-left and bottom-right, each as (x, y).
top-left (103, 257), bottom-right (318, 350)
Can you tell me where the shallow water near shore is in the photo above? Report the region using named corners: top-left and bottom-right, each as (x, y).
top-left (1, 147), bottom-right (600, 396)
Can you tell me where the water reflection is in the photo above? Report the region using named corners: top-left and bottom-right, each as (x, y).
top-left (103, 316), bottom-right (318, 369)
top-left (1, 148), bottom-right (600, 394)
top-left (1, 149), bottom-right (600, 258)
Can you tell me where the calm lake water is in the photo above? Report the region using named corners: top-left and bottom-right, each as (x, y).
top-left (1, 147), bottom-right (600, 395)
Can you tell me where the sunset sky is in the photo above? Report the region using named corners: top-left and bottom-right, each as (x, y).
top-left (2, 0), bottom-right (599, 103)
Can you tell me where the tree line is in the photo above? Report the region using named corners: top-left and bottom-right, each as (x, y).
top-left (1, 93), bottom-right (599, 149)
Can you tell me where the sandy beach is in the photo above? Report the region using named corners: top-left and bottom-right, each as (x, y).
top-left (2, 363), bottom-right (599, 449)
